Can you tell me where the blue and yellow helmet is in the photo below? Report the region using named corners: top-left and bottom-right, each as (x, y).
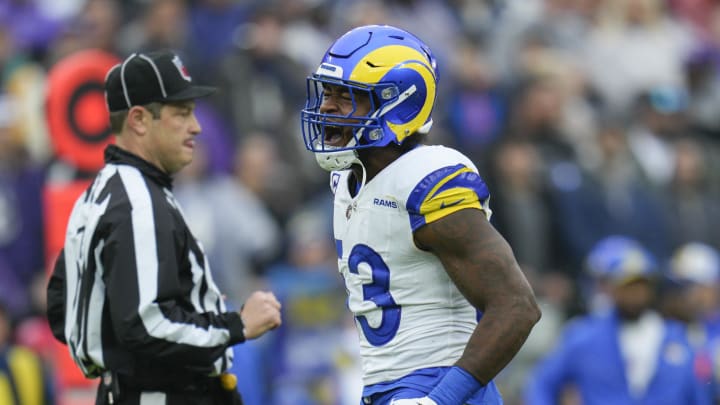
top-left (301, 25), bottom-right (438, 170)
top-left (585, 236), bottom-right (657, 285)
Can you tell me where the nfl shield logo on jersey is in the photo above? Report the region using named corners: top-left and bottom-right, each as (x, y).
top-left (172, 55), bottom-right (192, 82)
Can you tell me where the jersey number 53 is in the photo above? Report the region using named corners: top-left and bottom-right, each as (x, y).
top-left (348, 244), bottom-right (401, 346)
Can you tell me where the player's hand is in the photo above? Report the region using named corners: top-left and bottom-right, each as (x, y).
top-left (390, 397), bottom-right (438, 405)
top-left (239, 291), bottom-right (281, 339)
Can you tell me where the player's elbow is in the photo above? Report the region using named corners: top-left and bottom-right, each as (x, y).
top-left (510, 289), bottom-right (542, 334)
top-left (527, 294), bottom-right (542, 326)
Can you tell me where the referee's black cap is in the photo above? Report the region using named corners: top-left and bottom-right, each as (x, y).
top-left (104, 50), bottom-right (215, 112)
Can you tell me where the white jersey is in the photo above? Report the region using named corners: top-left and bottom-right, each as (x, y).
top-left (331, 145), bottom-right (492, 386)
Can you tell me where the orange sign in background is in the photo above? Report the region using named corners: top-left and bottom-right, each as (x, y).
top-left (45, 48), bottom-right (118, 172)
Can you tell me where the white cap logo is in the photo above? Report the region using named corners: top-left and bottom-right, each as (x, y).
top-left (172, 55), bottom-right (192, 82)
top-left (316, 63), bottom-right (343, 79)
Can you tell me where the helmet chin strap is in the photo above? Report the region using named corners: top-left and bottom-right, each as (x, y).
top-left (356, 159), bottom-right (368, 191)
top-left (314, 136), bottom-right (361, 171)
top-left (314, 137), bottom-right (368, 190)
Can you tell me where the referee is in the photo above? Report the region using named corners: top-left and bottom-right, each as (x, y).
top-left (46, 50), bottom-right (282, 405)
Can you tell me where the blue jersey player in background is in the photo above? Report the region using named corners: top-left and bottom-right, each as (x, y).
top-left (524, 236), bottom-right (710, 405)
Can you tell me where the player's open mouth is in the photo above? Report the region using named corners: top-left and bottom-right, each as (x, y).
top-left (324, 125), bottom-right (346, 147)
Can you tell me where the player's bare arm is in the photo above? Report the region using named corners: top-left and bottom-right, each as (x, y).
top-left (414, 208), bottom-right (541, 385)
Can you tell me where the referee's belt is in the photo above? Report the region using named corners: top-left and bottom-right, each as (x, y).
top-left (116, 372), bottom-right (237, 393)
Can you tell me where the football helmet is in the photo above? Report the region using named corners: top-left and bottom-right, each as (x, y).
top-left (669, 242), bottom-right (720, 285)
top-left (301, 25), bottom-right (439, 171)
top-left (585, 236), bottom-right (657, 283)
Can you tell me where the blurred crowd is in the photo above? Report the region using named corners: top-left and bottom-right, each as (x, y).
top-left (1, 0), bottom-right (720, 404)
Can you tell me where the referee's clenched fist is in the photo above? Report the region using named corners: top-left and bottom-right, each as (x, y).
top-left (240, 291), bottom-right (282, 339)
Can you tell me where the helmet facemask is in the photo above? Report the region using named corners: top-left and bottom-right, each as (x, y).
top-left (301, 76), bottom-right (396, 171)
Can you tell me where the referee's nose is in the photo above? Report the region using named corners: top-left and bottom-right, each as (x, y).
top-left (189, 111), bottom-right (202, 136)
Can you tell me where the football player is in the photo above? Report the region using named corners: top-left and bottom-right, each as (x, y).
top-left (300, 25), bottom-right (541, 405)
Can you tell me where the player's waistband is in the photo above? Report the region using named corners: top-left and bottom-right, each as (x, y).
top-left (362, 367), bottom-right (502, 405)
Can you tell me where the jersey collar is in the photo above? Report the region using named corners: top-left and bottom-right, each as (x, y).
top-left (104, 145), bottom-right (173, 189)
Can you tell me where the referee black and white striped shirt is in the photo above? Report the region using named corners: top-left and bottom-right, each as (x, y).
top-left (47, 145), bottom-right (245, 381)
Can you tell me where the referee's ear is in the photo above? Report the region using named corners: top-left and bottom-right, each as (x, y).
top-left (126, 105), bottom-right (153, 136)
